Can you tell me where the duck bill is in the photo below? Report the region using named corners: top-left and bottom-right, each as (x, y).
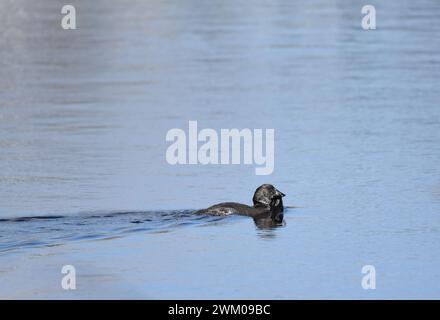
top-left (275, 189), bottom-right (285, 198)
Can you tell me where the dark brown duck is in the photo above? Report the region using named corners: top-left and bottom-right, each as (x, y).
top-left (194, 184), bottom-right (285, 224)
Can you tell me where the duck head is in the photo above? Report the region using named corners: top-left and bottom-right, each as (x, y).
top-left (252, 184), bottom-right (285, 223)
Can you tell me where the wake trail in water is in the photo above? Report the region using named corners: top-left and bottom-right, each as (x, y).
top-left (0, 210), bottom-right (231, 253)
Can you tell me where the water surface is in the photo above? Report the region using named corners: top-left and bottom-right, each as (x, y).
top-left (1, 0), bottom-right (440, 298)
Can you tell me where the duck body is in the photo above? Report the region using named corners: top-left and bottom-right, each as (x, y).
top-left (194, 202), bottom-right (270, 217)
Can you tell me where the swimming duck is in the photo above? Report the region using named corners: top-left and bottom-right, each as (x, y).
top-left (194, 184), bottom-right (285, 224)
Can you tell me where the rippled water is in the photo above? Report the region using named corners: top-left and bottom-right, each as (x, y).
top-left (1, 0), bottom-right (440, 298)
top-left (0, 210), bottom-right (223, 252)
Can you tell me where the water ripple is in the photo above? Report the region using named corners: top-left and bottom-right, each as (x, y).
top-left (0, 210), bottom-right (229, 253)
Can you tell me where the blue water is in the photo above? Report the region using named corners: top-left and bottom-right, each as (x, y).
top-left (1, 0), bottom-right (440, 298)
